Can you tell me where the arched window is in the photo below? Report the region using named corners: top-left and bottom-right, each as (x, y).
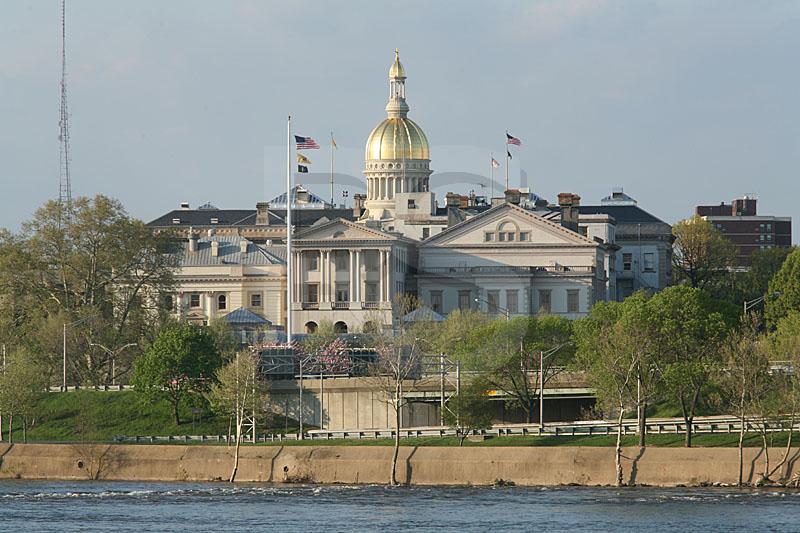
top-left (305, 321), bottom-right (318, 334)
top-left (217, 294), bottom-right (227, 310)
top-left (334, 321), bottom-right (348, 334)
top-left (497, 221), bottom-right (520, 242)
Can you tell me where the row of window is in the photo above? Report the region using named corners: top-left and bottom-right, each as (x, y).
top-left (484, 231), bottom-right (530, 242)
top-left (187, 293), bottom-right (261, 309)
top-left (622, 252), bottom-right (656, 272)
top-left (303, 282), bottom-right (380, 303)
top-left (304, 252), bottom-right (382, 272)
top-left (432, 288), bottom-right (581, 315)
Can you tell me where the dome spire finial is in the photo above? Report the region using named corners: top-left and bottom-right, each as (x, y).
top-left (387, 49), bottom-right (408, 117)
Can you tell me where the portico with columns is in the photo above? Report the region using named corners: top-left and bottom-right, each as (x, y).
top-left (291, 219), bottom-right (415, 334)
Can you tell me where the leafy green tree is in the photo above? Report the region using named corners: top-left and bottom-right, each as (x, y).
top-left (649, 286), bottom-right (729, 447)
top-left (448, 315), bottom-right (573, 424)
top-left (672, 215), bottom-right (736, 289)
top-left (0, 351), bottom-right (48, 443)
top-left (715, 317), bottom-right (772, 486)
top-left (0, 196), bottom-right (176, 386)
top-left (208, 319), bottom-right (241, 360)
top-left (132, 322), bottom-right (222, 424)
top-left (573, 301), bottom-right (640, 486)
top-left (766, 248), bottom-right (800, 328)
top-left (207, 350), bottom-right (269, 482)
top-left (443, 379), bottom-right (494, 446)
top-left (708, 247), bottom-right (793, 309)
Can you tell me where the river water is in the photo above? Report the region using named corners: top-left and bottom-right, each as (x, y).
top-left (1, 481), bottom-right (799, 532)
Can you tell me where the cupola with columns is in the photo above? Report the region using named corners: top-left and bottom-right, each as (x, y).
top-left (362, 50), bottom-right (432, 221)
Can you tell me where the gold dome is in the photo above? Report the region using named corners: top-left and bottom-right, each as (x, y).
top-left (365, 117), bottom-right (429, 160)
top-left (389, 48), bottom-right (406, 79)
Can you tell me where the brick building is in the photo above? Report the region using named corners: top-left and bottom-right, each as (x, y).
top-left (696, 196), bottom-right (792, 266)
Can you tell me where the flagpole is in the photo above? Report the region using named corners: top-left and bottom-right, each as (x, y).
top-left (490, 152), bottom-right (495, 200)
top-left (286, 115), bottom-right (293, 345)
top-left (505, 143), bottom-right (509, 193)
top-left (330, 131), bottom-right (334, 207)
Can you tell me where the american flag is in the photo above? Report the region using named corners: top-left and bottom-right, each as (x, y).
top-left (506, 132), bottom-right (522, 146)
top-left (295, 135), bottom-right (320, 149)
top-left (491, 157), bottom-right (500, 169)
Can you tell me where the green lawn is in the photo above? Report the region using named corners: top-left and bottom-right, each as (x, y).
top-left (3, 390), bottom-right (796, 448)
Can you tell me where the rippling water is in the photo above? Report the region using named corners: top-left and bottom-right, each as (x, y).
top-left (2, 481), bottom-right (799, 532)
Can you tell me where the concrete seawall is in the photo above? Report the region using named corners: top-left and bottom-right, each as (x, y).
top-left (0, 443), bottom-right (797, 486)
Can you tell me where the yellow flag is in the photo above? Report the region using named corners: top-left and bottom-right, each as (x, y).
top-left (331, 135), bottom-right (338, 149)
top-left (297, 154), bottom-right (311, 164)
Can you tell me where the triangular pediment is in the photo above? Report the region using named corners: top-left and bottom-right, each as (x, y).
top-left (294, 218), bottom-right (400, 242)
top-left (422, 203), bottom-right (597, 247)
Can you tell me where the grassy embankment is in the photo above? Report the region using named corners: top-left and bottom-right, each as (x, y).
top-left (3, 390), bottom-right (797, 448)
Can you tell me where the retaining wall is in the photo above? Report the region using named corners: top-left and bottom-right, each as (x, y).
top-left (0, 443), bottom-right (797, 486)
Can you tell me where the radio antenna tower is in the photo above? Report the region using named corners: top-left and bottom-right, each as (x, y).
top-left (58, 0), bottom-right (72, 216)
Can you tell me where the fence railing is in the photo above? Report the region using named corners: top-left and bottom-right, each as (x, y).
top-left (111, 416), bottom-right (798, 444)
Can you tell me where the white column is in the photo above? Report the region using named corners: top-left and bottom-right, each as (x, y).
top-left (347, 250), bottom-right (356, 302)
top-left (294, 252), bottom-right (302, 303)
top-left (354, 250), bottom-right (361, 302)
top-left (378, 250), bottom-right (384, 304)
top-left (384, 250), bottom-right (391, 302)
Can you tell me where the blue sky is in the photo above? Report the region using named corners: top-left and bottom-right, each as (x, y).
top-left (1, 0), bottom-right (798, 234)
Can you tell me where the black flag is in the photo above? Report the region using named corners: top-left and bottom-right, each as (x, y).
top-left (298, 165), bottom-right (309, 173)
top-left (507, 150), bottom-right (513, 160)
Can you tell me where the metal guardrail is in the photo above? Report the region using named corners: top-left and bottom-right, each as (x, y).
top-left (112, 416), bottom-right (798, 444)
top-left (48, 385), bottom-right (134, 393)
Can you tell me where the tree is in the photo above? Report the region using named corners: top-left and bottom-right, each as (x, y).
top-left (715, 317), bottom-right (771, 486)
top-left (0, 196), bottom-right (176, 386)
top-left (767, 311), bottom-right (800, 482)
top-left (132, 322), bottom-right (222, 424)
top-left (766, 248), bottom-right (800, 328)
top-left (366, 295), bottom-right (429, 485)
top-left (649, 286), bottom-right (729, 447)
top-left (208, 319), bottom-right (241, 360)
top-left (707, 247), bottom-right (792, 309)
top-left (443, 379), bottom-right (494, 446)
top-left (672, 215), bottom-right (736, 289)
top-left (0, 351), bottom-right (47, 443)
top-left (207, 349), bottom-right (269, 482)
top-left (443, 315), bottom-right (573, 424)
top-left (573, 301), bottom-right (640, 486)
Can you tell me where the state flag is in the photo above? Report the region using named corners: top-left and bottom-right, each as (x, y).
top-left (297, 154), bottom-right (311, 164)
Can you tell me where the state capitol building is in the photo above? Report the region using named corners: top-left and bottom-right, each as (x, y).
top-left (148, 52), bottom-right (673, 336)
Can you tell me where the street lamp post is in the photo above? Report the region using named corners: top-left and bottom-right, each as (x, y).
top-left (62, 314), bottom-right (96, 391)
top-left (743, 292), bottom-right (781, 315)
top-left (538, 342), bottom-right (572, 431)
top-left (473, 297), bottom-right (510, 321)
top-left (89, 342), bottom-right (137, 386)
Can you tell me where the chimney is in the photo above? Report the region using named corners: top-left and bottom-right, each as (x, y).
top-left (256, 202), bottom-right (270, 226)
top-left (558, 192), bottom-right (581, 233)
top-left (211, 240), bottom-right (219, 257)
top-left (180, 202), bottom-right (190, 210)
top-left (188, 230), bottom-right (198, 253)
top-left (239, 239), bottom-right (248, 254)
top-left (504, 189), bottom-right (521, 205)
top-left (445, 193), bottom-right (463, 227)
top-left (353, 193), bottom-right (366, 216)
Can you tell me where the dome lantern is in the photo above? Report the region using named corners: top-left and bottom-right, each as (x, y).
top-left (362, 51), bottom-right (433, 221)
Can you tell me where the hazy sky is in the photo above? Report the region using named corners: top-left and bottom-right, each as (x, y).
top-left (2, 0), bottom-right (798, 235)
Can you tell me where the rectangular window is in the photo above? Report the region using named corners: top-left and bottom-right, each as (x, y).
top-left (365, 282), bottom-right (378, 302)
top-left (422, 227), bottom-right (430, 240)
top-left (507, 232), bottom-right (515, 242)
top-left (519, 232), bottom-right (529, 242)
top-left (430, 290), bottom-right (443, 314)
top-left (306, 253), bottom-right (319, 271)
top-left (335, 284), bottom-right (349, 302)
top-left (458, 290), bottom-right (472, 311)
top-left (760, 234), bottom-right (765, 242)
top-left (407, 199), bottom-right (416, 209)
top-left (767, 223), bottom-right (772, 231)
top-left (335, 251), bottom-right (348, 271)
top-left (622, 253), bottom-right (632, 271)
top-left (365, 252), bottom-right (379, 272)
top-left (643, 252), bottom-right (655, 272)
top-left (487, 290), bottom-right (500, 315)
top-left (304, 284), bottom-right (319, 303)
top-left (189, 294), bottom-right (201, 308)
top-left (538, 289), bottom-right (552, 314)
top-left (506, 290), bottom-right (519, 315)
top-left (484, 232), bottom-right (494, 242)
top-left (567, 289), bottom-right (579, 313)
top-left (250, 293), bottom-right (262, 308)
top-left (498, 232), bottom-right (506, 242)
